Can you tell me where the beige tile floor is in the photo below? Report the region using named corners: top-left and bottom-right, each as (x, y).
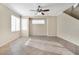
top-left (0, 36), bottom-right (74, 55)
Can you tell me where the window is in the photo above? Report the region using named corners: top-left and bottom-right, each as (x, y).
top-left (32, 18), bottom-right (45, 24)
top-left (11, 15), bottom-right (20, 32)
top-left (16, 17), bottom-right (20, 31)
top-left (21, 18), bottom-right (28, 31)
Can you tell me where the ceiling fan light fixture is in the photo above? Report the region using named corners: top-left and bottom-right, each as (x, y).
top-left (37, 12), bottom-right (42, 15)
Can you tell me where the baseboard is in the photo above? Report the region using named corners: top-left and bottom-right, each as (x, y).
top-left (47, 35), bottom-right (57, 37)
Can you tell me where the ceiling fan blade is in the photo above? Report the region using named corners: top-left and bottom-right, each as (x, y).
top-left (42, 9), bottom-right (50, 12)
top-left (41, 12), bottom-right (44, 15)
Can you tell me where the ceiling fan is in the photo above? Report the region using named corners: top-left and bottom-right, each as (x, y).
top-left (30, 5), bottom-right (50, 15)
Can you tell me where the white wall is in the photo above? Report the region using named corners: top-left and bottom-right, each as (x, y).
top-left (0, 4), bottom-right (20, 47)
top-left (57, 13), bottom-right (79, 46)
top-left (47, 16), bottom-right (57, 36)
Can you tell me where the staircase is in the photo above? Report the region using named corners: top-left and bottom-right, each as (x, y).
top-left (64, 4), bottom-right (79, 20)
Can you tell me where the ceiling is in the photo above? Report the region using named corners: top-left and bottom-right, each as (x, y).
top-left (3, 3), bottom-right (74, 16)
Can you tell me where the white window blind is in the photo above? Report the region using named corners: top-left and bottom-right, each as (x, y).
top-left (32, 18), bottom-right (45, 24)
top-left (11, 15), bottom-right (20, 32)
top-left (16, 17), bottom-right (20, 31)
